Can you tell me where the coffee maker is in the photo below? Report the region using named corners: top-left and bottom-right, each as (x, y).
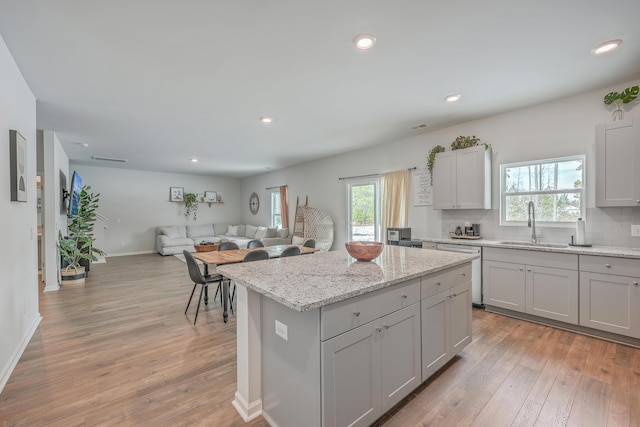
top-left (387, 228), bottom-right (411, 245)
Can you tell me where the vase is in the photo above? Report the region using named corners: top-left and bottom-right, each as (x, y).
top-left (612, 99), bottom-right (624, 121)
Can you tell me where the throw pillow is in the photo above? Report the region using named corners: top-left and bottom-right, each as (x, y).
top-left (265, 227), bottom-right (277, 238)
top-left (245, 225), bottom-right (258, 238)
top-left (226, 225), bottom-right (239, 236)
top-left (276, 228), bottom-right (289, 238)
top-left (160, 226), bottom-right (180, 239)
top-left (254, 226), bottom-right (267, 240)
top-left (292, 235), bottom-right (304, 245)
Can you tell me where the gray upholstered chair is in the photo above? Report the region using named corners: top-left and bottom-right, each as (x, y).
top-left (280, 246), bottom-right (301, 257)
top-left (247, 239), bottom-right (264, 248)
top-left (303, 239), bottom-right (316, 248)
top-left (218, 241), bottom-right (240, 251)
top-left (183, 250), bottom-right (223, 325)
top-left (243, 249), bottom-right (270, 262)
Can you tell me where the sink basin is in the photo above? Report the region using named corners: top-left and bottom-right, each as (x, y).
top-left (498, 241), bottom-right (567, 249)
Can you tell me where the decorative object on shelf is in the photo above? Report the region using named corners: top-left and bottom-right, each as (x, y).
top-left (249, 192), bottom-right (260, 215)
top-left (345, 241), bottom-right (384, 261)
top-left (9, 130), bottom-right (27, 202)
top-left (204, 191), bottom-right (217, 203)
top-left (427, 145), bottom-right (445, 175)
top-left (604, 85), bottom-right (639, 121)
top-left (183, 192), bottom-right (199, 220)
top-left (170, 186), bottom-right (184, 202)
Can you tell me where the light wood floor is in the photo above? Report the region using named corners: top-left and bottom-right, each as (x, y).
top-left (1, 254), bottom-right (640, 426)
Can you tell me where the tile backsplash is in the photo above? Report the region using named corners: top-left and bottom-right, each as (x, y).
top-left (440, 207), bottom-right (640, 248)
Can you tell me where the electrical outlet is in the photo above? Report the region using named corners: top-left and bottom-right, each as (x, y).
top-left (275, 320), bottom-right (288, 341)
top-left (632, 225), bottom-right (640, 237)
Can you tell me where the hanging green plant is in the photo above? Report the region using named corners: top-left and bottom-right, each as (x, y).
top-left (427, 145), bottom-right (445, 175)
top-left (183, 192), bottom-right (199, 220)
top-left (604, 85), bottom-right (639, 121)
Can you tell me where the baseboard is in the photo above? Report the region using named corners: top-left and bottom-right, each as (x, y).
top-left (232, 391), bottom-right (263, 422)
top-left (105, 250), bottom-right (156, 257)
top-left (0, 313), bottom-right (42, 393)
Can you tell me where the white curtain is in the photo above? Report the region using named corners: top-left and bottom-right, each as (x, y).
top-left (380, 169), bottom-right (410, 238)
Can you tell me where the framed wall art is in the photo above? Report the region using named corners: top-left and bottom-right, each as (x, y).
top-left (9, 130), bottom-right (27, 202)
top-left (204, 191), bottom-right (217, 203)
top-left (170, 186), bottom-right (184, 202)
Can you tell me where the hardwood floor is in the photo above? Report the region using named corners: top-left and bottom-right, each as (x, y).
top-left (2, 253), bottom-right (640, 426)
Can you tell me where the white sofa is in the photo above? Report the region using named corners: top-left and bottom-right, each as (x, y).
top-left (155, 223), bottom-right (292, 255)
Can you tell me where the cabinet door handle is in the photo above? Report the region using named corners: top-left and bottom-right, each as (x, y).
top-left (634, 282), bottom-right (638, 286)
top-left (460, 273), bottom-right (466, 276)
top-left (376, 327), bottom-right (382, 332)
top-left (451, 293), bottom-right (457, 298)
top-left (435, 282), bottom-right (441, 286)
top-left (384, 324), bottom-right (390, 329)
top-left (401, 294), bottom-right (408, 299)
top-left (606, 264), bottom-right (611, 268)
top-left (527, 268), bottom-right (531, 272)
top-left (519, 267), bottom-right (524, 271)
top-left (353, 311), bottom-right (360, 317)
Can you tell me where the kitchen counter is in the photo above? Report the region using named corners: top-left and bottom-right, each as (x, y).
top-left (217, 245), bottom-right (476, 312)
top-left (420, 237), bottom-right (640, 259)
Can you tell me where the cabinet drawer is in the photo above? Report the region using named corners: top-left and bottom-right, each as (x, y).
top-left (421, 264), bottom-right (471, 299)
top-left (484, 247), bottom-right (577, 270)
top-left (580, 255), bottom-right (640, 277)
top-left (321, 279), bottom-right (420, 341)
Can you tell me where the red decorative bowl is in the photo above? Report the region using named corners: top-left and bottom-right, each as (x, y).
top-left (345, 241), bottom-right (384, 261)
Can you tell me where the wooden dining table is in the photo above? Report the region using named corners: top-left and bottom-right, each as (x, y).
top-left (193, 245), bottom-right (318, 322)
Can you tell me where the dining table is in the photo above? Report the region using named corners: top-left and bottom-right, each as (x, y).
top-left (193, 245), bottom-right (318, 322)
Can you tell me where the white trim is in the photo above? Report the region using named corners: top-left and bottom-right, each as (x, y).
top-left (0, 314), bottom-right (41, 393)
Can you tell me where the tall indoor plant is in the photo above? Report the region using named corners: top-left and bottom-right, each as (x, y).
top-left (58, 185), bottom-right (105, 285)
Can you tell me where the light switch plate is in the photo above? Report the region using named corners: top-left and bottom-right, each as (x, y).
top-left (275, 320), bottom-right (288, 341)
top-left (632, 225), bottom-right (640, 237)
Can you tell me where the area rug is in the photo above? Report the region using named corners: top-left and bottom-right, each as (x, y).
top-left (173, 253), bottom-right (203, 266)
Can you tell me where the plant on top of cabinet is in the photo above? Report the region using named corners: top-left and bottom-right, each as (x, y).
top-left (451, 135), bottom-right (480, 150)
top-left (183, 192), bottom-right (199, 220)
top-left (604, 85), bottom-right (639, 121)
top-left (427, 145), bottom-right (445, 175)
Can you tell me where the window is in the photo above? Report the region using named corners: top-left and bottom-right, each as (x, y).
top-left (346, 179), bottom-right (380, 241)
top-left (500, 155), bottom-right (585, 226)
top-left (270, 190), bottom-right (281, 228)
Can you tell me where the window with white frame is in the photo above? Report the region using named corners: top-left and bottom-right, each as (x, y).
top-left (270, 189), bottom-right (281, 228)
top-left (500, 155), bottom-right (585, 226)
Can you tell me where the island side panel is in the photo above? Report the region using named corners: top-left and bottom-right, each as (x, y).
top-left (261, 296), bottom-right (322, 427)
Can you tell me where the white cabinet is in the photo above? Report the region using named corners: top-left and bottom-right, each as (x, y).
top-left (433, 145), bottom-right (491, 210)
top-left (421, 265), bottom-right (472, 381)
top-left (322, 303), bottom-right (421, 427)
top-left (579, 255), bottom-right (640, 338)
top-left (483, 248), bottom-right (578, 324)
top-left (595, 117), bottom-right (640, 207)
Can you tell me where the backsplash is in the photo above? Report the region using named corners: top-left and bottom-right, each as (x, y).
top-left (440, 207), bottom-right (640, 248)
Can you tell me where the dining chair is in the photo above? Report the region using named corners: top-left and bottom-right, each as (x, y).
top-left (280, 246), bottom-right (301, 257)
top-left (183, 250), bottom-right (223, 325)
top-left (231, 249), bottom-right (271, 302)
top-left (303, 239), bottom-right (316, 248)
top-left (247, 239), bottom-right (264, 248)
top-left (218, 241), bottom-right (240, 251)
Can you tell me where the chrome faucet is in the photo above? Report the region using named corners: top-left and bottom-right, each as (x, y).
top-left (527, 201), bottom-right (537, 244)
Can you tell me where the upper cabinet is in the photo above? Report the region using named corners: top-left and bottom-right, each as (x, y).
top-left (596, 117), bottom-right (640, 207)
top-left (433, 145), bottom-right (492, 210)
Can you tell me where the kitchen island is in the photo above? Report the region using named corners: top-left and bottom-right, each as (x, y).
top-left (217, 246), bottom-right (477, 427)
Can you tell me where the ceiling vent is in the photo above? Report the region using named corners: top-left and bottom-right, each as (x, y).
top-left (91, 156), bottom-right (127, 163)
top-left (409, 123), bottom-right (428, 130)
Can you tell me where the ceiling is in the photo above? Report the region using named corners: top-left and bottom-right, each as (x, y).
top-left (1, 1), bottom-right (640, 178)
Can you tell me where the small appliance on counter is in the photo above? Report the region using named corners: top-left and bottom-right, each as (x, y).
top-left (387, 227), bottom-right (411, 245)
top-left (398, 239), bottom-right (424, 248)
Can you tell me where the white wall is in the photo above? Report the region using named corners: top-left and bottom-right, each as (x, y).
top-left (69, 164), bottom-right (242, 256)
top-left (241, 76), bottom-right (640, 249)
top-left (0, 35), bottom-right (39, 392)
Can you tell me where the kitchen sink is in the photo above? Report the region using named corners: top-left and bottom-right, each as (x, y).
top-left (497, 241), bottom-right (568, 249)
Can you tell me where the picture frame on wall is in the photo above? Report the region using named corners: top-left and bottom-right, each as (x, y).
top-left (204, 191), bottom-right (217, 203)
top-left (170, 187), bottom-right (184, 202)
top-left (9, 130), bottom-right (27, 202)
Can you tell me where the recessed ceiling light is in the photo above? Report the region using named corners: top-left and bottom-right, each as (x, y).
top-left (353, 34), bottom-right (376, 50)
top-left (260, 116), bottom-right (273, 124)
top-left (592, 39), bottom-right (623, 55)
top-left (445, 94), bottom-right (461, 102)
top-left (190, 158), bottom-right (198, 163)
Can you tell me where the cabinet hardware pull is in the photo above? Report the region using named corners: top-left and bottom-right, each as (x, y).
top-left (606, 264), bottom-right (611, 268)
top-left (401, 294), bottom-right (407, 299)
top-left (451, 293), bottom-right (457, 297)
top-left (519, 267), bottom-right (524, 271)
top-left (435, 282), bottom-right (441, 286)
top-left (634, 282), bottom-right (639, 286)
top-left (353, 311), bottom-right (360, 317)
top-left (527, 268), bottom-right (531, 272)
top-left (376, 327), bottom-right (382, 332)
top-left (460, 273), bottom-right (466, 276)
top-left (384, 325), bottom-right (390, 329)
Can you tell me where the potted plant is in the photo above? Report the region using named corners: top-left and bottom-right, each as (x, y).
top-left (184, 192), bottom-right (199, 220)
top-left (58, 185), bottom-right (105, 285)
top-left (604, 85), bottom-right (639, 121)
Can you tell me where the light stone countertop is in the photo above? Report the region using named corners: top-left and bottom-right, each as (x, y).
top-left (216, 246), bottom-right (477, 312)
top-left (420, 237), bottom-right (640, 259)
